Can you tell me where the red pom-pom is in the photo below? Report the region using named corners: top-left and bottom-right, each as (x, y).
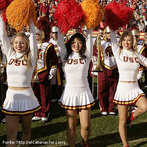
top-left (2, 11), bottom-right (7, 23)
top-left (0, 0), bottom-right (13, 23)
top-left (105, 1), bottom-right (133, 31)
top-left (54, 0), bottom-right (84, 34)
top-left (0, 0), bottom-right (9, 10)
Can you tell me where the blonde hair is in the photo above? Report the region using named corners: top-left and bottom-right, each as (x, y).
top-left (11, 32), bottom-right (32, 67)
top-left (119, 31), bottom-right (137, 51)
top-left (118, 31), bottom-right (137, 57)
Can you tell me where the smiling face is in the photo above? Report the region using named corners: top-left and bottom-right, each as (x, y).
top-left (121, 35), bottom-right (133, 50)
top-left (71, 37), bottom-right (83, 53)
top-left (12, 36), bottom-right (27, 53)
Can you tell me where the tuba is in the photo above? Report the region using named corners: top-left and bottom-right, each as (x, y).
top-left (92, 32), bottom-right (103, 72)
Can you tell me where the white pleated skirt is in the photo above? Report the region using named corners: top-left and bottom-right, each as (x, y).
top-left (59, 86), bottom-right (95, 110)
top-left (2, 88), bottom-right (41, 115)
top-left (113, 82), bottom-right (145, 105)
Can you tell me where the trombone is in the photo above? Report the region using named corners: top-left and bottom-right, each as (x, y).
top-left (92, 33), bottom-right (103, 72)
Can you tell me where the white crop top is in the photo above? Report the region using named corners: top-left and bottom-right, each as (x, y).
top-left (0, 17), bottom-right (37, 87)
top-left (57, 29), bottom-right (93, 87)
top-left (111, 31), bottom-right (147, 82)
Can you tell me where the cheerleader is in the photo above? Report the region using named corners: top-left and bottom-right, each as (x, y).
top-left (111, 30), bottom-right (147, 147)
top-left (57, 29), bottom-right (95, 147)
top-left (0, 13), bottom-right (40, 146)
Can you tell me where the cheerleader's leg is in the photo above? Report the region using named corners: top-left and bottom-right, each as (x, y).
top-left (79, 109), bottom-right (91, 145)
top-left (133, 96), bottom-right (147, 117)
top-left (118, 105), bottom-right (129, 147)
top-left (5, 115), bottom-right (19, 146)
top-left (66, 110), bottom-right (77, 147)
top-left (20, 114), bottom-right (33, 143)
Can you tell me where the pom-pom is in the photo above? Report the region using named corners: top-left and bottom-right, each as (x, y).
top-left (80, 0), bottom-right (104, 29)
top-left (105, 1), bottom-right (133, 31)
top-left (6, 0), bottom-right (37, 31)
top-left (54, 0), bottom-right (84, 34)
top-left (0, 0), bottom-right (9, 10)
top-left (0, 0), bottom-right (13, 10)
top-left (2, 11), bottom-right (7, 23)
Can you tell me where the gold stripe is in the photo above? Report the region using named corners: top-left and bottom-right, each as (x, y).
top-left (37, 44), bottom-right (52, 73)
top-left (119, 81), bottom-right (136, 83)
top-left (57, 68), bottom-right (61, 86)
top-left (139, 68), bottom-right (144, 71)
top-left (139, 46), bottom-right (145, 54)
top-left (59, 102), bottom-right (95, 110)
top-left (2, 106), bottom-right (41, 115)
top-left (51, 65), bottom-right (57, 69)
top-left (101, 63), bottom-right (117, 70)
top-left (113, 93), bottom-right (145, 105)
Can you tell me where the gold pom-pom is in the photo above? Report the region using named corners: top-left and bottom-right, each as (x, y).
top-left (6, 0), bottom-right (37, 31)
top-left (81, 0), bottom-right (104, 29)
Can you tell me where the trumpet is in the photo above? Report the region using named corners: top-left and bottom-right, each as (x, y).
top-left (92, 33), bottom-right (103, 72)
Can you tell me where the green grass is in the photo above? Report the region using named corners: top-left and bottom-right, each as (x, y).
top-left (0, 88), bottom-right (147, 147)
top-left (0, 100), bottom-right (147, 147)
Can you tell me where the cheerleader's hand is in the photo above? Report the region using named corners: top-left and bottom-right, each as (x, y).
top-left (48, 67), bottom-right (57, 79)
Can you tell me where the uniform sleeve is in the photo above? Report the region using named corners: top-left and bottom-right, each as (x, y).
top-left (47, 44), bottom-right (58, 69)
top-left (111, 31), bottom-right (119, 57)
top-left (57, 30), bottom-right (67, 62)
top-left (135, 52), bottom-right (147, 68)
top-left (85, 29), bottom-right (93, 59)
top-left (0, 17), bottom-right (11, 56)
top-left (29, 22), bottom-right (37, 67)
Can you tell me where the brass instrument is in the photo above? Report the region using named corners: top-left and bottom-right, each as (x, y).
top-left (92, 33), bottom-right (103, 72)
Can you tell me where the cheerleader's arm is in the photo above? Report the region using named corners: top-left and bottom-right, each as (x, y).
top-left (111, 30), bottom-right (119, 57)
top-left (29, 22), bottom-right (37, 67)
top-left (85, 29), bottom-right (93, 59)
top-left (0, 17), bottom-right (11, 55)
top-left (57, 30), bottom-right (67, 62)
top-left (135, 52), bottom-right (147, 68)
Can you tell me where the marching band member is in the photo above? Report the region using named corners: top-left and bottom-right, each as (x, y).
top-left (49, 26), bottom-right (63, 101)
top-left (32, 28), bottom-right (58, 122)
top-left (94, 26), bottom-right (118, 115)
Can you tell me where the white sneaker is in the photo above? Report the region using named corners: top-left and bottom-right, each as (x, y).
top-left (131, 107), bottom-right (137, 113)
top-left (109, 111), bottom-right (116, 115)
top-left (101, 111), bottom-right (108, 116)
top-left (32, 116), bottom-right (41, 121)
top-left (42, 117), bottom-right (48, 122)
top-left (1, 118), bottom-right (6, 123)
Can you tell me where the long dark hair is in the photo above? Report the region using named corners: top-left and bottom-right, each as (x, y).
top-left (64, 33), bottom-right (86, 61)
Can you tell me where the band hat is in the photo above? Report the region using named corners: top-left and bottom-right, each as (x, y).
top-left (105, 26), bottom-right (111, 33)
top-left (51, 26), bottom-right (59, 33)
top-left (132, 29), bottom-right (139, 36)
top-left (82, 26), bottom-right (87, 31)
top-left (35, 27), bottom-right (44, 39)
top-left (35, 27), bottom-right (43, 35)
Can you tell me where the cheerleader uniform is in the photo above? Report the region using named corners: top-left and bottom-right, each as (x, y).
top-left (0, 17), bottom-right (41, 115)
top-left (58, 29), bottom-right (95, 110)
top-left (111, 31), bottom-right (147, 105)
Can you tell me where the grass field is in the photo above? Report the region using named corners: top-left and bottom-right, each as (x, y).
top-left (0, 88), bottom-right (147, 147)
